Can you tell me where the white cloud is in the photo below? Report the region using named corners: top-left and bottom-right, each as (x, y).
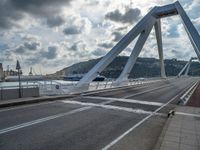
top-left (0, 0), bottom-right (200, 74)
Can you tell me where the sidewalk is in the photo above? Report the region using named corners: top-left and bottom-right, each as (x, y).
top-left (156, 106), bottom-right (200, 150)
top-left (0, 94), bottom-right (76, 108)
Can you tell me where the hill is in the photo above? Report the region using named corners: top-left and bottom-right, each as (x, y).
top-left (55, 56), bottom-right (200, 78)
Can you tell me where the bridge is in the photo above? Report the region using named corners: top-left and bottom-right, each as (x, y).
top-left (0, 1), bottom-right (200, 150)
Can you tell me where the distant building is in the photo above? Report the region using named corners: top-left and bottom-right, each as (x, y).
top-left (0, 63), bottom-right (3, 80)
top-left (4, 69), bottom-right (20, 76)
top-left (0, 63), bottom-right (22, 80)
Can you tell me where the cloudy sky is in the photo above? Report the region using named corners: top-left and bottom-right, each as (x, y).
top-left (0, 0), bottom-right (200, 75)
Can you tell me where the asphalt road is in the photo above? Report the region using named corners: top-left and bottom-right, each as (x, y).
top-left (0, 77), bottom-right (199, 150)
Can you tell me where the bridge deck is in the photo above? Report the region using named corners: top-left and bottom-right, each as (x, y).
top-left (0, 77), bottom-right (199, 150)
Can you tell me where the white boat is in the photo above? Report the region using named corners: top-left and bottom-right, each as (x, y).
top-left (5, 75), bottom-right (43, 82)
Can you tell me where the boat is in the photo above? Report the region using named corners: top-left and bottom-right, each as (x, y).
top-left (5, 75), bottom-right (43, 82)
top-left (63, 74), bottom-right (105, 81)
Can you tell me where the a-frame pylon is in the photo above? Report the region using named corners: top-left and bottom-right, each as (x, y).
top-left (74, 1), bottom-right (200, 91)
top-left (178, 57), bottom-right (198, 77)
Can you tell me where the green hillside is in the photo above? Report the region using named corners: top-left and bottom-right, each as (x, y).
top-left (58, 56), bottom-right (200, 78)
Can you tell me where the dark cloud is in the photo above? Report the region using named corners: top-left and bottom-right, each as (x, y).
top-left (9, 0), bottom-right (71, 15)
top-left (98, 42), bottom-right (113, 49)
top-left (14, 40), bottom-right (41, 54)
top-left (63, 26), bottom-right (82, 35)
top-left (0, 50), bottom-right (13, 61)
top-left (25, 57), bottom-right (41, 65)
top-left (112, 31), bottom-right (123, 42)
top-left (63, 17), bottom-right (91, 36)
top-left (171, 49), bottom-right (179, 54)
top-left (24, 41), bottom-right (41, 50)
top-left (70, 43), bottom-right (78, 51)
top-left (42, 46), bottom-right (58, 59)
top-left (25, 45), bottom-right (58, 65)
top-left (116, 26), bottom-right (128, 31)
top-left (105, 8), bottom-right (141, 24)
top-left (46, 16), bottom-right (65, 27)
top-left (70, 42), bottom-right (80, 51)
top-left (0, 1), bottom-right (24, 29)
top-left (15, 45), bottom-right (25, 54)
top-left (0, 43), bottom-right (9, 50)
top-left (92, 48), bottom-right (106, 56)
top-left (0, 0), bottom-right (72, 29)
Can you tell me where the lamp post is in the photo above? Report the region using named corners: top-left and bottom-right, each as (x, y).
top-left (16, 60), bottom-right (21, 98)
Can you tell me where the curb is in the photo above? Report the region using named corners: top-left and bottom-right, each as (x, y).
top-left (153, 117), bottom-right (172, 150)
top-left (0, 94), bottom-right (78, 108)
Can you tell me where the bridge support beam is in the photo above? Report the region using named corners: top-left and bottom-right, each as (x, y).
top-left (70, 1), bottom-right (200, 93)
top-left (75, 9), bottom-right (157, 90)
top-left (184, 59), bottom-right (192, 76)
top-left (178, 57), bottom-right (197, 77)
top-left (178, 60), bottom-right (190, 77)
top-left (114, 22), bottom-right (155, 86)
top-left (175, 2), bottom-right (200, 61)
top-left (155, 19), bottom-right (166, 78)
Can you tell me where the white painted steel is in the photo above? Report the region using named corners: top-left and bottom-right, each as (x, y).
top-left (175, 2), bottom-right (200, 61)
top-left (155, 19), bottom-right (166, 78)
top-left (114, 17), bottom-right (156, 86)
top-left (75, 8), bottom-right (158, 90)
top-left (73, 1), bottom-right (200, 92)
top-left (178, 57), bottom-right (198, 77)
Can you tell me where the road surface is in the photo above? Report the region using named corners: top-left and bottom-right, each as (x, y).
top-left (0, 77), bottom-right (199, 150)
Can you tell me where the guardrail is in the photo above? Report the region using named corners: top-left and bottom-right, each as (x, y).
top-left (179, 81), bottom-right (199, 105)
top-left (0, 77), bottom-right (167, 97)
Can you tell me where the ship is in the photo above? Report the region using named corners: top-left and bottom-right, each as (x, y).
top-left (5, 75), bottom-right (43, 82)
top-left (63, 74), bottom-right (105, 81)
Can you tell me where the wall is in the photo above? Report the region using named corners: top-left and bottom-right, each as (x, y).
top-left (0, 87), bottom-right (39, 100)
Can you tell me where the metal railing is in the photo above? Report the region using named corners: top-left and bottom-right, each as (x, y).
top-left (0, 77), bottom-right (165, 97)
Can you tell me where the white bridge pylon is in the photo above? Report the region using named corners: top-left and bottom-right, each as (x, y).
top-left (75, 1), bottom-right (200, 91)
top-left (177, 57), bottom-right (198, 77)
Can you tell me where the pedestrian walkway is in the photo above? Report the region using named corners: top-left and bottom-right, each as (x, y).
top-left (157, 106), bottom-right (200, 150)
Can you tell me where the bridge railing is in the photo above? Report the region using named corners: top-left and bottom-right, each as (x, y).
top-left (37, 77), bottom-right (165, 95)
top-left (0, 77), bottom-right (165, 97)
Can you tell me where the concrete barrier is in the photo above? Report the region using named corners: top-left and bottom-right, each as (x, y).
top-left (0, 87), bottom-right (39, 100)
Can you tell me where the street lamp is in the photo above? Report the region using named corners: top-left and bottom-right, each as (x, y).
top-left (16, 60), bottom-right (22, 98)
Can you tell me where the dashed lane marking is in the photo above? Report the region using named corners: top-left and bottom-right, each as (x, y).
top-left (122, 84), bottom-right (176, 99)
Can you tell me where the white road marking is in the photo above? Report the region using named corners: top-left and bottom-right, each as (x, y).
top-left (83, 96), bottom-right (163, 106)
top-left (122, 84), bottom-right (174, 99)
top-left (175, 112), bottom-right (200, 118)
top-left (122, 77), bottom-right (194, 99)
top-left (82, 84), bottom-right (150, 96)
top-left (0, 106), bottom-right (91, 135)
top-left (0, 78), bottom-right (195, 138)
top-left (101, 80), bottom-right (195, 150)
top-left (0, 99), bottom-right (114, 135)
top-left (62, 100), bottom-right (158, 115)
top-left (0, 101), bottom-right (56, 113)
